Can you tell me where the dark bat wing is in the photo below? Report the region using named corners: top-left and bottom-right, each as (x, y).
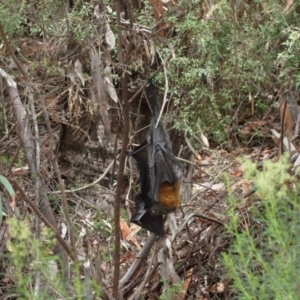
top-left (127, 142), bottom-right (151, 208)
top-left (127, 142), bottom-right (165, 236)
top-left (130, 195), bottom-right (164, 236)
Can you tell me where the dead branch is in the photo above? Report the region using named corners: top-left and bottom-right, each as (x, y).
top-left (48, 159), bottom-right (115, 194)
top-left (119, 233), bottom-right (158, 289)
top-left (113, 0), bottom-right (131, 295)
top-left (38, 92), bottom-right (78, 261)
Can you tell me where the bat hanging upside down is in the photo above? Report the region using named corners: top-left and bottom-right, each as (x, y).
top-left (127, 81), bottom-right (182, 236)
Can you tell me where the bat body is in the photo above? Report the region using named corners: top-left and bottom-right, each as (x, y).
top-left (128, 81), bottom-right (182, 236)
top-left (147, 82), bottom-right (182, 216)
top-left (128, 142), bottom-right (165, 236)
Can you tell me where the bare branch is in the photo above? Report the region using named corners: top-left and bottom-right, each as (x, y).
top-left (38, 92), bottom-right (78, 262)
top-left (113, 0), bottom-right (131, 296)
top-left (119, 233), bottom-right (157, 289)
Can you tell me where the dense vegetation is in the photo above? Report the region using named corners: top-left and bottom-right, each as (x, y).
top-left (0, 0), bottom-right (299, 299)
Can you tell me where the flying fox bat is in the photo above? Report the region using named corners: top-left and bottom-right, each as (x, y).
top-left (128, 142), bottom-right (165, 236)
top-left (146, 80), bottom-right (182, 217)
top-left (128, 81), bottom-right (182, 236)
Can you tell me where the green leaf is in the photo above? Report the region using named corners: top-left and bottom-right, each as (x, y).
top-left (0, 175), bottom-right (16, 219)
top-left (0, 175), bottom-right (15, 196)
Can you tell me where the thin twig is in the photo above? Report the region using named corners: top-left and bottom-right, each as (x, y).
top-left (129, 240), bottom-right (158, 300)
top-left (155, 50), bottom-right (168, 128)
top-left (119, 233), bottom-right (157, 290)
top-left (48, 159), bottom-right (115, 194)
top-left (184, 135), bottom-right (201, 159)
top-left (280, 98), bottom-right (288, 155)
top-left (191, 213), bottom-right (224, 226)
top-left (38, 92), bottom-right (78, 262)
top-left (0, 22), bottom-right (27, 79)
top-left (29, 91), bottom-right (42, 296)
top-left (113, 0), bottom-right (131, 295)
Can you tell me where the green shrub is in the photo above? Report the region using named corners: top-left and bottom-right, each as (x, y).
top-left (8, 217), bottom-right (62, 299)
top-left (160, 279), bottom-right (184, 300)
top-left (223, 155), bottom-right (300, 299)
top-left (7, 217), bottom-right (102, 299)
top-left (165, 0), bottom-right (300, 143)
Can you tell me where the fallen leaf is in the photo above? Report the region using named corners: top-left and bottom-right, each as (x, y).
top-left (120, 218), bottom-right (141, 250)
top-left (120, 251), bottom-right (134, 264)
top-left (144, 40), bottom-right (151, 61)
top-left (293, 153), bottom-right (300, 175)
top-left (105, 23), bottom-right (115, 51)
top-left (120, 218), bottom-right (130, 239)
top-left (61, 222), bottom-right (67, 239)
top-left (271, 129), bottom-right (296, 152)
top-left (242, 180), bottom-right (251, 195)
top-left (103, 65), bottom-right (119, 103)
top-left (181, 268), bottom-right (193, 300)
top-left (74, 59), bottom-right (85, 86)
top-left (168, 213), bottom-right (177, 242)
top-left (208, 282), bottom-right (225, 293)
top-left (231, 170), bottom-right (243, 177)
top-left (93, 5), bottom-right (101, 19)
top-left (149, 39), bottom-right (156, 64)
top-left (165, 237), bottom-right (173, 258)
top-left (67, 60), bottom-right (75, 83)
top-left (231, 179), bottom-right (252, 192)
top-left (200, 132), bottom-right (209, 148)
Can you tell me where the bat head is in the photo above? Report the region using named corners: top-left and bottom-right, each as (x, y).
top-left (150, 203), bottom-right (176, 216)
top-left (130, 194), bottom-right (165, 236)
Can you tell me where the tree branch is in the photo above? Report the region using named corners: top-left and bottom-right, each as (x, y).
top-left (113, 0), bottom-right (130, 296)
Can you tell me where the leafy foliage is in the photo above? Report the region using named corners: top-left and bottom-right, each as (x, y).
top-left (166, 0), bottom-right (300, 143)
top-left (0, 0), bottom-right (300, 298)
top-left (160, 279), bottom-right (184, 300)
top-left (8, 218), bottom-right (60, 299)
top-left (0, 1), bottom-right (26, 37)
top-left (0, 175), bottom-right (15, 225)
top-left (7, 217), bottom-right (103, 299)
top-left (224, 155), bottom-right (300, 299)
